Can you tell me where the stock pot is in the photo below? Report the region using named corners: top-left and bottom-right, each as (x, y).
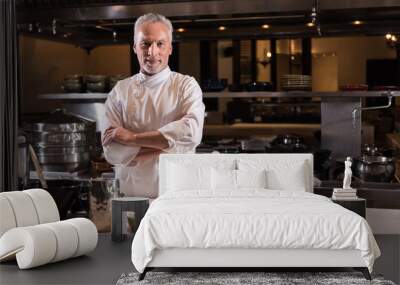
top-left (23, 109), bottom-right (96, 172)
top-left (353, 156), bottom-right (395, 182)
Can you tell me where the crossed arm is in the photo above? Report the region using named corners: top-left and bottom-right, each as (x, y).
top-left (102, 78), bottom-right (205, 166)
top-left (102, 127), bottom-right (168, 163)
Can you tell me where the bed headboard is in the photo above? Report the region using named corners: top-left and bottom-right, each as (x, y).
top-left (158, 153), bottom-right (313, 195)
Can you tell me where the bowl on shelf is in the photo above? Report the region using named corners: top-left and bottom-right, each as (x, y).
top-left (87, 81), bottom-right (106, 93)
top-left (61, 81), bottom-right (83, 93)
top-left (339, 84), bottom-right (368, 91)
top-left (201, 78), bottom-right (227, 92)
top-left (64, 74), bottom-right (84, 82)
top-left (61, 75), bottom-right (85, 93)
top-left (281, 74), bottom-right (312, 91)
top-left (371, 85), bottom-right (400, 91)
top-left (245, 81), bottom-right (274, 92)
top-left (86, 74), bottom-right (107, 83)
top-left (228, 83), bottom-right (245, 92)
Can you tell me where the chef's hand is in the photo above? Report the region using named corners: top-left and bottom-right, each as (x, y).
top-left (102, 126), bottom-right (136, 146)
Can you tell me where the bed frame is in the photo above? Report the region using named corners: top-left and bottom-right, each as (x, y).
top-left (139, 248), bottom-right (370, 280)
top-left (138, 154), bottom-right (372, 281)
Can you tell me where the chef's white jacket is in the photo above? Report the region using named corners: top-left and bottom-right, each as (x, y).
top-left (102, 67), bottom-right (205, 198)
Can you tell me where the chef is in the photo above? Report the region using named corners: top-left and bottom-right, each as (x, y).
top-left (101, 13), bottom-right (205, 198)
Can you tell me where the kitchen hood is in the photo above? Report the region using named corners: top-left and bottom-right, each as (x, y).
top-left (16, 0), bottom-right (400, 46)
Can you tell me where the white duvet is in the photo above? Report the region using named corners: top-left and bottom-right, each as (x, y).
top-left (131, 190), bottom-right (380, 273)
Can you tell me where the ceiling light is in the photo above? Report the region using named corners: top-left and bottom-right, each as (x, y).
top-left (266, 52), bottom-right (272, 58)
top-left (218, 26), bottom-right (226, 31)
top-left (352, 20), bottom-right (362, 25)
top-left (177, 28), bottom-right (186, 33)
top-left (261, 24), bottom-right (270, 29)
top-left (385, 33), bottom-right (399, 49)
top-left (35, 22), bottom-right (42, 33)
top-left (306, 22), bottom-right (315, 27)
top-left (52, 19), bottom-right (57, 35)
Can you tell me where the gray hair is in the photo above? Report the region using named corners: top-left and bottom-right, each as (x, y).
top-left (134, 13), bottom-right (173, 43)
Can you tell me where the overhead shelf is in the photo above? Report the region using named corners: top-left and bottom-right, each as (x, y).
top-left (39, 93), bottom-right (108, 100)
top-left (39, 91), bottom-right (400, 100)
top-left (203, 91), bottom-right (400, 98)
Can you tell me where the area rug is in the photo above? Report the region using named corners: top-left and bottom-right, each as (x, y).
top-left (116, 271), bottom-right (396, 285)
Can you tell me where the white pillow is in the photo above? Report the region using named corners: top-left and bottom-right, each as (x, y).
top-left (211, 168), bottom-right (267, 190)
top-left (167, 162), bottom-right (212, 191)
top-left (236, 169), bottom-right (267, 188)
top-left (212, 168), bottom-right (237, 190)
top-left (265, 161), bottom-right (307, 191)
top-left (238, 159), bottom-right (309, 192)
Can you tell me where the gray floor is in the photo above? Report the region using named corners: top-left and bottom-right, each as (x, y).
top-left (0, 234), bottom-right (133, 285)
top-left (373, 235), bottom-right (400, 284)
top-left (1, 234), bottom-right (399, 285)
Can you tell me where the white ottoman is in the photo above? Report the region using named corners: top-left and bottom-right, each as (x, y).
top-left (0, 189), bottom-right (98, 269)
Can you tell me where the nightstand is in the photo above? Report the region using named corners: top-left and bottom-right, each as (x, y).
top-left (111, 197), bottom-right (149, 242)
top-left (332, 198), bottom-right (366, 218)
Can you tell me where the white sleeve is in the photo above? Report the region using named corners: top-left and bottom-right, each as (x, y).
top-left (158, 78), bottom-right (205, 153)
top-left (101, 87), bottom-right (140, 165)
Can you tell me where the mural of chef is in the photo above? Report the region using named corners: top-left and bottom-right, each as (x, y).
top-left (102, 13), bottom-right (205, 197)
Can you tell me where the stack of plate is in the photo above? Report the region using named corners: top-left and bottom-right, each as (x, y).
top-left (339, 84), bottom-right (368, 91)
top-left (281, 74), bottom-right (312, 91)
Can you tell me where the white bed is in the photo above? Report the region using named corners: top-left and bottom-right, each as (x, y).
top-left (131, 154), bottom-right (380, 280)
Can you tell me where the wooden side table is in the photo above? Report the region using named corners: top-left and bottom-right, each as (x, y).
top-left (111, 197), bottom-right (149, 242)
top-left (332, 198), bottom-right (366, 218)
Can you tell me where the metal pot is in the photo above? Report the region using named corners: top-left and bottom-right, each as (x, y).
top-left (269, 134), bottom-right (332, 176)
top-left (353, 156), bottom-right (395, 182)
top-left (240, 138), bottom-right (269, 153)
top-left (272, 134), bottom-right (304, 146)
top-left (270, 134), bottom-right (307, 153)
top-left (362, 144), bottom-right (395, 158)
top-left (23, 109), bottom-right (96, 172)
top-left (362, 144), bottom-right (382, 156)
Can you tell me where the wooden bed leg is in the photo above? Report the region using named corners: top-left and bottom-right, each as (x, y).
top-left (138, 268), bottom-right (148, 281)
top-left (354, 267), bottom-right (371, 280)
